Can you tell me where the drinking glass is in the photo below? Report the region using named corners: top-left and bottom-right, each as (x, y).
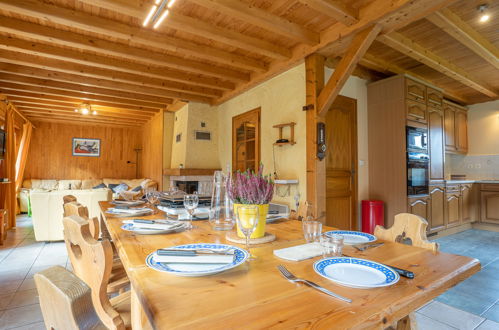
top-left (145, 189), bottom-right (159, 208)
top-left (236, 205), bottom-right (259, 260)
top-left (320, 234), bottom-right (344, 257)
top-left (183, 194), bottom-right (199, 229)
top-left (302, 220), bottom-right (322, 243)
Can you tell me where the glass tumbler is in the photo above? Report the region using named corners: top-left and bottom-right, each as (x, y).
top-left (320, 234), bottom-right (344, 258)
top-left (302, 220), bottom-right (322, 243)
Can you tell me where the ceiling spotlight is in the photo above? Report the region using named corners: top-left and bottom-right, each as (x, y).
top-left (76, 103), bottom-right (92, 115)
top-left (74, 109), bottom-right (78, 112)
top-left (478, 4), bottom-right (490, 22)
top-left (143, 0), bottom-right (175, 29)
top-left (92, 111), bottom-right (97, 115)
top-left (81, 108), bottom-right (89, 115)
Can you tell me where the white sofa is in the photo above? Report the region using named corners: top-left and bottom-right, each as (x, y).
top-left (22, 178), bottom-right (157, 241)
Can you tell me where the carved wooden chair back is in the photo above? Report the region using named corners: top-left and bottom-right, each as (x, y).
top-left (289, 201), bottom-right (312, 221)
top-left (34, 265), bottom-right (107, 330)
top-left (63, 194), bottom-right (77, 204)
top-left (63, 215), bottom-right (126, 330)
top-left (63, 201), bottom-right (100, 240)
top-left (374, 213), bottom-right (439, 252)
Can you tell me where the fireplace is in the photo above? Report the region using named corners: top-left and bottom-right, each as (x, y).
top-left (169, 175), bottom-right (213, 195)
top-left (175, 181), bottom-right (198, 194)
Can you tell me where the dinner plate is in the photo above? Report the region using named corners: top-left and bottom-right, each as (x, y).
top-left (105, 208), bottom-right (153, 217)
top-left (324, 230), bottom-right (376, 245)
top-left (313, 257), bottom-right (399, 289)
top-left (121, 220), bottom-right (186, 235)
top-left (146, 243), bottom-right (249, 277)
top-left (111, 200), bottom-right (145, 206)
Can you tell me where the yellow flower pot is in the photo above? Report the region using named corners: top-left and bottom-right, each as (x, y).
top-left (234, 204), bottom-right (268, 239)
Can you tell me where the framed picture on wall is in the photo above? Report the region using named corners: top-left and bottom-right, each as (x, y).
top-left (72, 138), bottom-right (101, 157)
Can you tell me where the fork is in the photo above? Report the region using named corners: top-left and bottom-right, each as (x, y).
top-left (277, 265), bottom-right (352, 303)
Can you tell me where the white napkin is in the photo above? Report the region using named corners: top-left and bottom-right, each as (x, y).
top-left (153, 252), bottom-right (234, 264)
top-left (273, 243), bottom-right (323, 261)
top-left (123, 220), bottom-right (183, 230)
top-left (108, 208), bottom-right (151, 214)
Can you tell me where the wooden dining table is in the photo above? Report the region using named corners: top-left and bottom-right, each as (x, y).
top-left (99, 201), bottom-right (480, 329)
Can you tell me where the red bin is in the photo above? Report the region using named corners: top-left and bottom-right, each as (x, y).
top-left (361, 200), bottom-right (384, 234)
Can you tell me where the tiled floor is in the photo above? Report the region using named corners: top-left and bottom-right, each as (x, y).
top-left (0, 216), bottom-right (498, 329)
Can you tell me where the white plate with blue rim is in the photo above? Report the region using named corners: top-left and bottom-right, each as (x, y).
top-left (145, 243), bottom-right (249, 277)
top-left (121, 220), bottom-right (186, 235)
top-left (313, 257), bottom-right (400, 289)
top-left (324, 230), bottom-right (376, 245)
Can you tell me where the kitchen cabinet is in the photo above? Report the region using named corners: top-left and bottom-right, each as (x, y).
top-left (460, 184), bottom-right (475, 223)
top-left (406, 99), bottom-right (427, 124)
top-left (446, 191), bottom-right (461, 228)
top-left (444, 101), bottom-right (468, 154)
top-left (429, 108), bottom-right (445, 180)
top-left (408, 195), bottom-right (430, 221)
top-left (429, 185), bottom-right (446, 232)
top-left (406, 78), bottom-right (426, 103)
top-left (480, 184), bottom-right (499, 224)
top-left (427, 87), bottom-right (443, 109)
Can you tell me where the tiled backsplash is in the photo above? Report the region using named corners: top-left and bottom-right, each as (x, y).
top-left (446, 154), bottom-right (499, 180)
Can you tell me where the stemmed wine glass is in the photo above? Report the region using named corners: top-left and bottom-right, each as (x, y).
top-left (183, 194), bottom-right (199, 229)
top-left (236, 205), bottom-right (259, 260)
top-left (145, 189), bottom-right (159, 209)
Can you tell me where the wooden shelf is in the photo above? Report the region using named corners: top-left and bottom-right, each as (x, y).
top-left (163, 168), bottom-right (221, 176)
top-left (273, 122), bottom-right (296, 147)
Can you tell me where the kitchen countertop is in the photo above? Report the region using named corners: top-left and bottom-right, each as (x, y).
top-left (445, 179), bottom-right (499, 184)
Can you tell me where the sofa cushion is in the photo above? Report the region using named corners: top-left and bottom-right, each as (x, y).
top-left (82, 179), bottom-right (103, 190)
top-left (131, 186), bottom-right (142, 192)
top-left (123, 179), bottom-right (144, 189)
top-left (22, 179), bottom-right (32, 189)
top-left (31, 180), bottom-right (58, 190)
top-left (58, 180), bottom-right (82, 190)
top-left (103, 178), bottom-right (122, 186)
top-left (93, 183), bottom-right (106, 189)
top-left (112, 183), bottom-right (128, 193)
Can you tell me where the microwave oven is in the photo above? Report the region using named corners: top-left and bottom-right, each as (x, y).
top-left (407, 126), bottom-right (428, 152)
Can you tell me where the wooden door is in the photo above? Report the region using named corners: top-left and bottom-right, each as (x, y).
top-left (325, 96), bottom-right (357, 230)
top-left (407, 196), bottom-right (430, 222)
top-left (446, 193), bottom-right (461, 227)
top-left (455, 110), bottom-right (468, 153)
top-left (232, 108), bottom-right (260, 173)
top-left (461, 184), bottom-right (474, 223)
top-left (429, 186), bottom-right (445, 232)
top-left (444, 105), bottom-right (456, 152)
top-left (429, 108), bottom-right (445, 180)
top-left (480, 191), bottom-right (499, 224)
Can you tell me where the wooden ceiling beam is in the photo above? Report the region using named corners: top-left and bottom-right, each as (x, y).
top-left (0, 63), bottom-right (217, 102)
top-left (74, 0), bottom-right (291, 60)
top-left (324, 56), bottom-right (386, 81)
top-left (360, 53), bottom-right (469, 104)
top-left (378, 32), bottom-right (498, 98)
top-left (2, 91), bottom-right (160, 112)
top-left (26, 116), bottom-right (142, 129)
top-left (188, 0), bottom-right (319, 45)
top-left (12, 102), bottom-right (152, 120)
top-left (0, 16), bottom-right (263, 75)
top-left (215, 0), bottom-right (457, 104)
top-left (0, 73), bottom-right (173, 105)
top-left (427, 8), bottom-right (499, 70)
top-left (0, 49), bottom-right (233, 91)
top-left (17, 107), bottom-right (148, 124)
top-left (0, 0), bottom-right (271, 71)
top-left (0, 83), bottom-right (168, 109)
top-left (297, 0), bottom-right (359, 26)
top-left (0, 35), bottom-right (248, 83)
top-left (23, 113), bottom-right (143, 127)
top-left (317, 25), bottom-right (381, 116)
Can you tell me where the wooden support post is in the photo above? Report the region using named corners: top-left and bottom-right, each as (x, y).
top-left (317, 24), bottom-right (381, 116)
top-left (305, 54), bottom-right (326, 221)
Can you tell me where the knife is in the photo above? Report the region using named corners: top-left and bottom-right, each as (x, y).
top-left (343, 254), bottom-right (415, 279)
top-left (157, 248), bottom-right (235, 256)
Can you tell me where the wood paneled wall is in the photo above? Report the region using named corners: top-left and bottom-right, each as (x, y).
top-left (24, 121), bottom-right (141, 180)
top-left (140, 111), bottom-right (164, 190)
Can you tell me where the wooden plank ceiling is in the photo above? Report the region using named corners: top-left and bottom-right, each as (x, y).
top-left (0, 0), bottom-right (497, 127)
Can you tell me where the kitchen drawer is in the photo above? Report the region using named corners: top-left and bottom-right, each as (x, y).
top-left (406, 99), bottom-right (427, 124)
top-left (481, 183), bottom-right (499, 192)
top-left (446, 184), bottom-right (460, 193)
top-left (406, 78), bottom-right (426, 104)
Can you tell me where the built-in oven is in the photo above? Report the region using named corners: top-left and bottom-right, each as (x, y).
top-left (407, 152), bottom-right (429, 195)
top-left (407, 126), bottom-right (428, 152)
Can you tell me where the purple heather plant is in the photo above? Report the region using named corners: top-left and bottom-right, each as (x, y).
top-left (227, 164), bottom-right (274, 205)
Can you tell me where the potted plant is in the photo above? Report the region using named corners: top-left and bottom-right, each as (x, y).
top-left (227, 164), bottom-right (274, 239)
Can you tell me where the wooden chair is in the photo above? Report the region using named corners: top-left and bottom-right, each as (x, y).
top-left (63, 194), bottom-right (78, 204)
top-left (34, 265), bottom-right (107, 330)
top-left (374, 213), bottom-right (439, 252)
top-left (375, 213), bottom-right (439, 330)
top-left (64, 201), bottom-right (99, 240)
top-left (63, 215), bottom-right (131, 330)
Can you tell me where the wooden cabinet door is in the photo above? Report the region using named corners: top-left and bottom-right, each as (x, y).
top-left (429, 108), bottom-right (444, 180)
top-left (444, 105), bottom-right (456, 152)
top-left (406, 78), bottom-right (426, 103)
top-left (406, 100), bottom-right (427, 124)
top-left (429, 186), bottom-right (445, 232)
top-left (232, 108), bottom-right (260, 173)
top-left (461, 184), bottom-right (475, 223)
top-left (446, 193), bottom-right (461, 227)
top-left (480, 191), bottom-right (499, 224)
top-left (408, 196), bottom-right (430, 222)
top-left (455, 110), bottom-right (468, 153)
top-left (427, 87), bottom-right (443, 109)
